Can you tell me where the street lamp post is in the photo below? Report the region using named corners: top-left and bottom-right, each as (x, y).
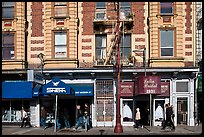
top-left (37, 53), bottom-right (45, 74)
top-left (114, 2), bottom-right (123, 133)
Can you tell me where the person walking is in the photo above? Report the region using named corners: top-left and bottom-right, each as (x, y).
top-left (24, 111), bottom-right (32, 128)
top-left (56, 107), bottom-right (61, 130)
top-left (73, 105), bottom-right (84, 131)
top-left (134, 108), bottom-right (143, 130)
top-left (40, 106), bottom-right (47, 129)
top-left (20, 107), bottom-right (28, 128)
top-left (161, 103), bottom-right (175, 131)
top-left (84, 103), bottom-right (90, 132)
top-left (63, 108), bottom-right (70, 129)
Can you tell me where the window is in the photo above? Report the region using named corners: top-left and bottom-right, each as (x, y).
top-left (120, 34), bottom-right (131, 60)
top-left (120, 2), bottom-right (130, 18)
top-left (95, 2), bottom-right (106, 20)
top-left (54, 32), bottom-right (67, 58)
top-left (54, 2), bottom-right (68, 17)
top-left (2, 33), bottom-right (14, 60)
top-left (96, 2), bottom-right (106, 9)
top-left (176, 82), bottom-right (188, 92)
top-left (160, 2), bottom-right (173, 14)
top-left (160, 30), bottom-right (174, 57)
top-left (2, 2), bottom-right (15, 18)
top-left (95, 35), bottom-right (107, 60)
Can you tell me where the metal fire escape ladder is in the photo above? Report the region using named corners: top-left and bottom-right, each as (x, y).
top-left (104, 21), bottom-right (122, 65)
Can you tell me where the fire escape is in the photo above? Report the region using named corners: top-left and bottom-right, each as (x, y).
top-left (196, 2), bottom-right (202, 67)
top-left (93, 3), bottom-right (134, 66)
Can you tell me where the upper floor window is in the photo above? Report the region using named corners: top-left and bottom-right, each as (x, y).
top-left (120, 2), bottom-right (130, 18)
top-left (95, 35), bottom-right (107, 60)
top-left (95, 2), bottom-right (106, 20)
top-left (96, 2), bottom-right (106, 9)
top-left (54, 32), bottom-right (67, 58)
top-left (54, 2), bottom-right (68, 17)
top-left (160, 30), bottom-right (174, 57)
top-left (160, 2), bottom-right (173, 14)
top-left (2, 33), bottom-right (14, 60)
top-left (120, 34), bottom-right (131, 60)
top-left (2, 2), bottom-right (15, 18)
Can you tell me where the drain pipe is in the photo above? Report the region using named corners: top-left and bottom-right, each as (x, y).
top-left (25, 2), bottom-right (28, 69)
top-left (76, 2), bottom-right (79, 67)
top-left (147, 2), bottom-right (150, 67)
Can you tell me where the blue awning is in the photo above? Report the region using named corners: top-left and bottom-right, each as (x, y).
top-left (2, 81), bottom-right (33, 99)
top-left (33, 83), bottom-right (42, 97)
top-left (70, 84), bottom-right (93, 96)
top-left (42, 78), bottom-right (70, 95)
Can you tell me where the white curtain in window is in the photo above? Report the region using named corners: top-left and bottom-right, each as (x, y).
top-left (101, 37), bottom-right (106, 59)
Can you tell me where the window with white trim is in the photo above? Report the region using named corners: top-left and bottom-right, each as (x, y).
top-left (160, 30), bottom-right (174, 57)
top-left (95, 2), bottom-right (106, 20)
top-left (120, 2), bottom-right (130, 18)
top-left (95, 35), bottom-right (107, 60)
top-left (54, 32), bottom-right (67, 58)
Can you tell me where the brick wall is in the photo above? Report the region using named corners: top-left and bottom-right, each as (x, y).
top-left (185, 2), bottom-right (192, 34)
top-left (132, 2), bottom-right (145, 34)
top-left (82, 2), bottom-right (95, 35)
top-left (31, 2), bottom-right (44, 37)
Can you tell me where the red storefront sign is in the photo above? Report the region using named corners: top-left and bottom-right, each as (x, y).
top-left (137, 76), bottom-right (161, 95)
top-left (157, 81), bottom-right (170, 97)
top-left (120, 82), bottom-right (134, 96)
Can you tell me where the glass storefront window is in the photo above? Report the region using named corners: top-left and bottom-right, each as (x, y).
top-left (2, 100), bottom-right (30, 122)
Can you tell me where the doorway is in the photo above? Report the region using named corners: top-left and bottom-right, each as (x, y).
top-left (135, 100), bottom-right (149, 126)
top-left (177, 97), bottom-right (188, 125)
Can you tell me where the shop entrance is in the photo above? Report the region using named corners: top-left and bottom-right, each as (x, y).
top-left (177, 97), bottom-right (188, 125)
top-left (135, 100), bottom-right (149, 126)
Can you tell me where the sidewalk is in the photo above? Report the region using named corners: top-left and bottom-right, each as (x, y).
top-left (2, 124), bottom-right (202, 135)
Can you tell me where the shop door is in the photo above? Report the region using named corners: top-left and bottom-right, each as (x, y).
top-left (96, 80), bottom-right (114, 126)
top-left (177, 97), bottom-right (188, 125)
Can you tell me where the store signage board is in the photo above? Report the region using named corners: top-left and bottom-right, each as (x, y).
top-left (42, 78), bottom-right (70, 95)
top-left (137, 76), bottom-right (161, 95)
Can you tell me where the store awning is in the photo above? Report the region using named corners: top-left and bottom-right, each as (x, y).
top-left (42, 78), bottom-right (70, 95)
top-left (2, 81), bottom-right (33, 99)
top-left (136, 76), bottom-right (161, 95)
top-left (70, 84), bottom-right (93, 96)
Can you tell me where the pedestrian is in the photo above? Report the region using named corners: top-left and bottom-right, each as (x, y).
top-left (73, 105), bottom-right (84, 130)
top-left (20, 108), bottom-right (32, 128)
top-left (161, 103), bottom-right (175, 131)
top-left (56, 107), bottom-right (61, 130)
top-left (63, 108), bottom-right (70, 129)
top-left (134, 108), bottom-right (143, 130)
top-left (20, 107), bottom-right (27, 128)
top-left (84, 103), bottom-right (90, 132)
top-left (24, 111), bottom-right (32, 128)
top-left (40, 106), bottom-right (47, 129)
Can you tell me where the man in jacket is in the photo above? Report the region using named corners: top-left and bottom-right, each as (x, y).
top-left (161, 103), bottom-right (175, 131)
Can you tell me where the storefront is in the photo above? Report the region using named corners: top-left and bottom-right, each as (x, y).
top-left (2, 81), bottom-right (33, 123)
top-left (37, 78), bottom-right (94, 128)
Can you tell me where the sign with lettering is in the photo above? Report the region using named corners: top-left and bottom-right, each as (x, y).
top-left (120, 82), bottom-right (134, 96)
top-left (42, 78), bottom-right (70, 94)
top-left (137, 76), bottom-right (161, 95)
top-left (157, 81), bottom-right (170, 97)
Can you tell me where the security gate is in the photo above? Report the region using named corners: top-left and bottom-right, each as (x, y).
top-left (96, 80), bottom-right (114, 126)
top-left (177, 97), bottom-right (188, 125)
